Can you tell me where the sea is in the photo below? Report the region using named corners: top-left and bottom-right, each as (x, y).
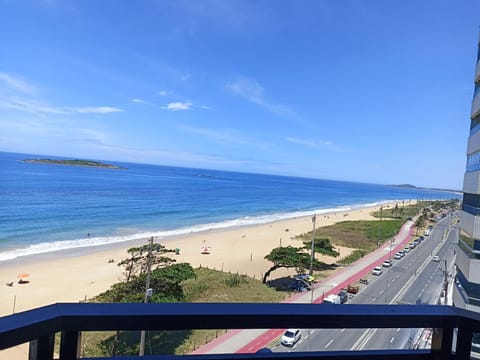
top-left (0, 151), bottom-right (460, 262)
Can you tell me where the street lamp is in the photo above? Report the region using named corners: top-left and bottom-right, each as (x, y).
top-left (309, 214), bottom-right (316, 275)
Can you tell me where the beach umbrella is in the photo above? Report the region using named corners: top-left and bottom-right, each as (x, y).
top-left (17, 273), bottom-right (29, 278)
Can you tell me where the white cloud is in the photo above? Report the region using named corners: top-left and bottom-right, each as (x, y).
top-left (131, 98), bottom-right (145, 103)
top-left (285, 137), bottom-right (348, 152)
top-left (180, 125), bottom-right (271, 149)
top-left (72, 106), bottom-right (125, 114)
top-left (286, 137), bottom-right (333, 148)
top-left (226, 76), bottom-right (294, 117)
top-left (0, 72), bottom-right (35, 95)
top-left (164, 101), bottom-right (192, 111)
top-left (158, 90), bottom-right (169, 96)
top-left (0, 97), bottom-right (67, 115)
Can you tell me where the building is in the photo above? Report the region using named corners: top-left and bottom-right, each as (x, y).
top-left (454, 33), bottom-right (480, 352)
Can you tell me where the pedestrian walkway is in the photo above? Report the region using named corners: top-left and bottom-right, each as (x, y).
top-left (193, 221), bottom-right (416, 354)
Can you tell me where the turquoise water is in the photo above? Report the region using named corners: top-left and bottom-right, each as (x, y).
top-left (0, 151), bottom-right (458, 261)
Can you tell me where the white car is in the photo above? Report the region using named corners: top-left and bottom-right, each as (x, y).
top-left (432, 255), bottom-right (440, 262)
top-left (393, 253), bottom-right (402, 260)
top-left (372, 266), bottom-right (383, 276)
top-left (382, 259), bottom-right (393, 268)
top-left (281, 328), bottom-right (301, 347)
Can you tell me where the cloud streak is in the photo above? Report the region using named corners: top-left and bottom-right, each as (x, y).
top-left (72, 106), bottom-right (124, 114)
top-left (226, 76), bottom-right (294, 117)
top-left (286, 137), bottom-right (347, 152)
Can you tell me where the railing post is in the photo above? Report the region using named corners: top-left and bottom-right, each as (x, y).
top-left (455, 325), bottom-right (473, 360)
top-left (29, 334), bottom-right (54, 360)
top-left (431, 327), bottom-right (454, 359)
top-left (59, 330), bottom-right (81, 360)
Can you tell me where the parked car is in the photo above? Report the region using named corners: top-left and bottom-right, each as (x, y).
top-left (398, 250), bottom-right (405, 257)
top-left (409, 243), bottom-right (416, 249)
top-left (372, 266), bottom-right (383, 276)
top-left (403, 247), bottom-right (410, 253)
top-left (281, 329), bottom-right (301, 347)
top-left (432, 255), bottom-right (440, 262)
top-left (393, 252), bottom-right (402, 260)
top-left (382, 259), bottom-right (393, 268)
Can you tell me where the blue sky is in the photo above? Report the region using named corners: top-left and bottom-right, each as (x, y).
top-left (0, 0), bottom-right (479, 189)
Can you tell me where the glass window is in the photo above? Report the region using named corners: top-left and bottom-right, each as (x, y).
top-left (466, 152), bottom-right (480, 172)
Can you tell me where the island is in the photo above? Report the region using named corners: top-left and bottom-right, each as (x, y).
top-left (22, 159), bottom-right (126, 169)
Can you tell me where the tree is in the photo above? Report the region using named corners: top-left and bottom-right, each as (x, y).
top-left (303, 237), bottom-right (340, 258)
top-left (263, 246), bottom-right (320, 283)
top-left (117, 238), bottom-right (175, 281)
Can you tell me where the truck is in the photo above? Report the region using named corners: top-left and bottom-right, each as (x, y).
top-left (323, 294), bottom-right (341, 304)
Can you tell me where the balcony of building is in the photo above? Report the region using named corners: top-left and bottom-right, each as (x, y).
top-left (1, 302), bottom-right (480, 360)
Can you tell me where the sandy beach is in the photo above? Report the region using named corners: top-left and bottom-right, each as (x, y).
top-left (0, 202), bottom-right (397, 358)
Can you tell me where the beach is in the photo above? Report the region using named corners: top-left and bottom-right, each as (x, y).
top-left (0, 204), bottom-right (387, 316)
top-left (0, 203), bottom-right (390, 359)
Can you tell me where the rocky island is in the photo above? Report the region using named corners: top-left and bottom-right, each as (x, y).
top-left (23, 159), bottom-right (126, 169)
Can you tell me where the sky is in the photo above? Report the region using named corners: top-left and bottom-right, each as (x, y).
top-left (0, 0), bottom-right (479, 189)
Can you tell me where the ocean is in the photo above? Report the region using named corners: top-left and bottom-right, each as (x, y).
top-left (0, 151), bottom-right (459, 262)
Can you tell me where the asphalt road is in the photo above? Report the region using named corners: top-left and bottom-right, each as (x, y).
top-left (274, 214), bottom-right (458, 353)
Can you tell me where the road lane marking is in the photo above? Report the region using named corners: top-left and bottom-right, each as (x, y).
top-left (380, 290), bottom-right (384, 294)
top-left (340, 328), bottom-right (345, 333)
top-left (390, 337), bottom-right (395, 343)
top-left (325, 339), bottom-right (334, 348)
top-left (397, 328), bottom-right (400, 332)
top-left (372, 297), bottom-right (377, 302)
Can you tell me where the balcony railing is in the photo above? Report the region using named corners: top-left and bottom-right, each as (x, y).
top-left (1, 303), bottom-right (480, 360)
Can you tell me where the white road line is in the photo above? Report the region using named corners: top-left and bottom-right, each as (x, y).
top-left (340, 328), bottom-right (346, 333)
top-left (390, 337), bottom-right (395, 343)
top-left (325, 339), bottom-right (334, 348)
top-left (397, 328), bottom-right (400, 332)
top-left (380, 290), bottom-right (384, 294)
top-left (372, 297), bottom-right (377, 302)
top-left (391, 278), bottom-right (396, 283)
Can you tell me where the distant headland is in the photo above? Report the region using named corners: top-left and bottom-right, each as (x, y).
top-left (22, 159), bottom-right (126, 169)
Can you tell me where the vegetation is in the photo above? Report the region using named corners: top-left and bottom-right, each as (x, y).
top-left (262, 246), bottom-right (332, 283)
top-left (81, 268), bottom-right (285, 357)
top-left (23, 158), bottom-right (125, 169)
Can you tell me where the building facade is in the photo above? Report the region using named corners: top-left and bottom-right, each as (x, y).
top-left (454, 35), bottom-right (480, 314)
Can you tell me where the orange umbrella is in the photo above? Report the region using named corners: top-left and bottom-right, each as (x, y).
top-left (17, 273), bottom-right (29, 278)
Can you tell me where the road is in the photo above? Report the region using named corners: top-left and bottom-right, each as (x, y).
top-left (274, 214), bottom-right (458, 353)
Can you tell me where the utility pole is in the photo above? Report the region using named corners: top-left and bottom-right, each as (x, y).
top-left (139, 236), bottom-right (154, 356)
top-left (377, 206), bottom-right (382, 247)
top-left (443, 259), bottom-right (448, 305)
top-left (309, 214), bottom-right (316, 275)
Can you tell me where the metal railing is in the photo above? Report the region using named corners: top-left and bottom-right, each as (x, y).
top-left (1, 303), bottom-right (480, 360)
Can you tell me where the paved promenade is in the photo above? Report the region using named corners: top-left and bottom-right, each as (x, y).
top-left (193, 220), bottom-right (416, 354)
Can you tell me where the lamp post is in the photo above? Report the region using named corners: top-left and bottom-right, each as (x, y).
top-left (309, 214), bottom-right (316, 275)
top-left (139, 236), bottom-right (154, 356)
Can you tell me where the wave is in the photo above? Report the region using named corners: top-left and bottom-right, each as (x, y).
top-left (0, 200), bottom-right (397, 262)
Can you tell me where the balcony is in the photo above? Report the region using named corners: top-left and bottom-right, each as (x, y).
top-left (1, 303), bottom-right (480, 360)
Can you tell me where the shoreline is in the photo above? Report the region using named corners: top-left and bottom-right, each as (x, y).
top-left (0, 201), bottom-right (405, 318)
top-left (0, 199), bottom-right (405, 263)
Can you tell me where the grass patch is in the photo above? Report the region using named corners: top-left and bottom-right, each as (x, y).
top-left (81, 268), bottom-right (287, 356)
top-left (338, 249), bottom-right (367, 265)
top-left (314, 219), bottom-right (403, 252)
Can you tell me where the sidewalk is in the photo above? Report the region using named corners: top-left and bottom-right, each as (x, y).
top-left (193, 221), bottom-right (416, 354)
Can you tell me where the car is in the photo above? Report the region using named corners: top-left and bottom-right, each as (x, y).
top-left (398, 250), bottom-right (405, 256)
top-left (409, 243), bottom-right (416, 249)
top-left (432, 255), bottom-right (440, 262)
top-left (281, 329), bottom-right (301, 347)
top-left (393, 253), bottom-right (402, 260)
top-left (419, 236), bottom-right (425, 241)
top-left (372, 266), bottom-right (383, 276)
top-left (382, 259), bottom-right (393, 267)
top-left (403, 247), bottom-right (410, 253)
